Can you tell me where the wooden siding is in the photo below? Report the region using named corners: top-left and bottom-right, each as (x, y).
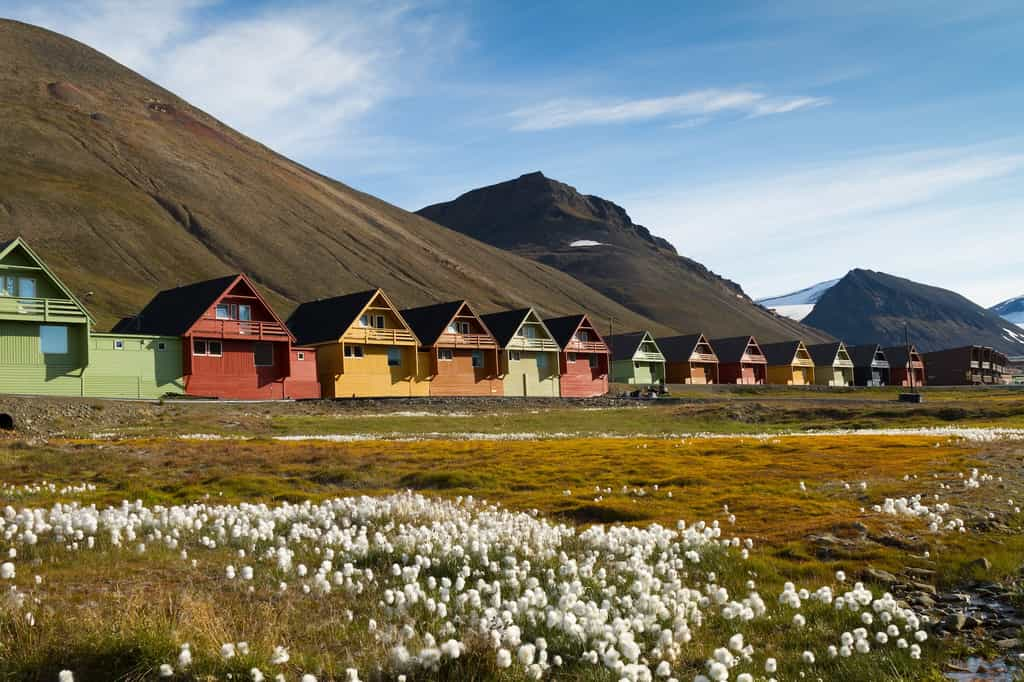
top-left (186, 338), bottom-right (292, 399)
top-left (0, 321), bottom-right (88, 396)
top-left (419, 348), bottom-right (503, 397)
top-left (611, 359), bottom-right (665, 385)
top-left (285, 347), bottom-right (321, 399)
top-left (83, 334), bottom-right (184, 398)
top-left (558, 351), bottom-right (608, 397)
top-left (501, 350), bottom-right (560, 397)
top-left (718, 362), bottom-right (766, 385)
top-left (665, 361), bottom-right (718, 384)
top-left (767, 364), bottom-right (815, 385)
top-left (321, 344), bottom-right (428, 398)
top-left (813, 365), bottom-right (854, 387)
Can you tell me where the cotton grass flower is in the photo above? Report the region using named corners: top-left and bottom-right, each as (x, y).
top-left (58, 672), bottom-right (74, 682)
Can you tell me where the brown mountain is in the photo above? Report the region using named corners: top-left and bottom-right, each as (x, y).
top-left (0, 19), bottom-right (668, 335)
top-left (418, 172), bottom-right (831, 343)
top-left (803, 269), bottom-right (1024, 354)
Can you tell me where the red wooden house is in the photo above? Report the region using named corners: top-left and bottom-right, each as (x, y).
top-left (711, 335), bottom-right (767, 384)
top-left (883, 345), bottom-right (927, 388)
top-left (543, 314), bottom-right (610, 397)
top-left (114, 274), bottom-right (319, 399)
top-left (400, 300), bottom-right (503, 396)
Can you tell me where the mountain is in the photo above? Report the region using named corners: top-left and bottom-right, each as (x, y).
top-left (0, 20), bottom-right (666, 334)
top-left (756, 279), bottom-right (840, 322)
top-left (417, 172), bottom-right (830, 342)
top-left (802, 269), bottom-right (1024, 354)
top-left (991, 296), bottom-right (1024, 329)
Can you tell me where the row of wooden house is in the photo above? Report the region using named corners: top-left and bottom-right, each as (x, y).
top-left (606, 332), bottom-right (929, 387)
top-left (0, 237), bottom-right (613, 399)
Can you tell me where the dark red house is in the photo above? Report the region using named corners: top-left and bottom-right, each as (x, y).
top-left (114, 274), bottom-right (319, 399)
top-left (711, 335), bottom-right (767, 385)
top-left (543, 314), bottom-right (610, 397)
top-left (883, 345), bottom-right (927, 388)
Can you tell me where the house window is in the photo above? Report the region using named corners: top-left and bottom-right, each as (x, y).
top-left (510, 350), bottom-right (522, 361)
top-left (254, 342), bottom-right (274, 367)
top-left (537, 353), bottom-right (549, 370)
top-left (578, 330), bottom-right (590, 342)
top-left (459, 322), bottom-right (470, 334)
top-left (344, 345), bottom-right (364, 358)
top-left (113, 339), bottom-right (125, 350)
top-left (374, 315), bottom-right (386, 329)
top-left (40, 325), bottom-right (68, 354)
top-left (297, 351), bottom-right (305, 361)
top-left (438, 348), bottom-right (454, 361)
top-left (359, 314), bottom-right (369, 328)
top-left (208, 341), bottom-right (223, 357)
top-left (216, 303), bottom-right (252, 321)
top-left (520, 325), bottom-right (536, 338)
top-left (2, 277), bottom-right (36, 297)
top-left (238, 304), bottom-right (252, 321)
top-left (156, 342), bottom-right (167, 352)
top-left (0, 277), bottom-right (14, 296)
top-left (589, 354), bottom-right (600, 369)
top-left (387, 347), bottom-right (402, 367)
top-left (472, 350), bottom-right (484, 368)
top-left (215, 303), bottom-right (231, 320)
top-left (447, 322), bottom-right (458, 334)
top-left (568, 353), bottom-right (577, 363)
top-left (193, 339), bottom-right (207, 355)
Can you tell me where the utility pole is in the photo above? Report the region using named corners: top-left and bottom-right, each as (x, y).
top-left (905, 323), bottom-right (915, 394)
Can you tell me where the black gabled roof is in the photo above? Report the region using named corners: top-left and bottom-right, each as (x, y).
top-left (807, 342), bottom-right (843, 366)
top-left (883, 345), bottom-right (920, 367)
top-left (543, 314), bottom-right (585, 349)
top-left (657, 334), bottom-right (714, 363)
top-left (480, 308), bottom-right (532, 347)
top-left (711, 335), bottom-right (764, 363)
top-left (113, 274), bottom-right (240, 336)
top-left (287, 290), bottom-right (377, 346)
top-left (848, 344), bottom-right (884, 367)
top-left (400, 300), bottom-right (469, 347)
top-left (605, 331), bottom-right (655, 361)
top-left (761, 340), bottom-right (803, 365)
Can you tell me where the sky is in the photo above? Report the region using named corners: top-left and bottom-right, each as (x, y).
top-left (5, 0), bottom-right (1024, 306)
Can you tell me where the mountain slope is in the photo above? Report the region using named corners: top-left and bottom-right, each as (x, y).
top-left (0, 20), bottom-right (667, 334)
top-left (756, 279), bottom-right (840, 322)
top-left (802, 270), bottom-right (1024, 354)
top-left (417, 172), bottom-right (830, 342)
top-left (991, 296), bottom-right (1024, 329)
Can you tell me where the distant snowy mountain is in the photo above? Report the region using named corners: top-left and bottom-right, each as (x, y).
top-left (991, 296), bottom-right (1024, 329)
top-left (756, 279), bottom-right (840, 322)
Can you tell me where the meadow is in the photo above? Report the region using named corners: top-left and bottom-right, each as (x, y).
top-left (1, 391), bottom-right (1023, 681)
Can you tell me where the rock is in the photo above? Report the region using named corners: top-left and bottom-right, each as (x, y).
top-left (865, 568), bottom-right (899, 584)
top-left (995, 638), bottom-right (1021, 650)
top-left (969, 557), bottom-right (992, 572)
top-left (910, 581), bottom-right (938, 595)
top-left (909, 593), bottom-right (936, 609)
top-left (945, 613), bottom-right (968, 631)
top-left (905, 567), bottom-right (936, 578)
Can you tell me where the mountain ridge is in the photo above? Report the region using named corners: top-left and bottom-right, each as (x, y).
top-left (418, 172), bottom-right (831, 343)
top-left (0, 19), bottom-right (669, 335)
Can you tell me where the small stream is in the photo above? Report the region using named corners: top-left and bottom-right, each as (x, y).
top-left (939, 585), bottom-right (1024, 680)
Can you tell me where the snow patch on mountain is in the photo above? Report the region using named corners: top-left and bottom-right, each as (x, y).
top-left (569, 239), bottom-right (606, 247)
top-left (992, 295), bottom-right (1024, 329)
top-left (756, 279), bottom-right (840, 322)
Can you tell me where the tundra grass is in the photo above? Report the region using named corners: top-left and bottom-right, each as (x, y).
top-left (1, 432), bottom-right (1023, 680)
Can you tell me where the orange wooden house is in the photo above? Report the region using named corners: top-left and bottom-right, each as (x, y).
top-left (543, 314), bottom-right (610, 397)
top-left (400, 300), bottom-right (503, 396)
top-left (711, 335), bottom-right (767, 384)
top-left (114, 274), bottom-right (319, 399)
top-left (658, 334), bottom-right (719, 384)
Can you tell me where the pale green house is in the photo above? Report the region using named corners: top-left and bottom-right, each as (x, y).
top-left (480, 308), bottom-right (561, 397)
top-left (606, 331), bottom-right (666, 385)
top-left (0, 237), bottom-right (183, 398)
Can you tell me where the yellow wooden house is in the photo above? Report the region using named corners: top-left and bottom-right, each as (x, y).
top-left (286, 289), bottom-right (427, 398)
top-left (762, 340), bottom-right (816, 385)
top-left (480, 308), bottom-right (561, 397)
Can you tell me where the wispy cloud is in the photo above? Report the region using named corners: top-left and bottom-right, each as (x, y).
top-left (9, 0), bottom-right (464, 159)
top-left (627, 144), bottom-right (1024, 304)
top-left (508, 89), bottom-right (830, 131)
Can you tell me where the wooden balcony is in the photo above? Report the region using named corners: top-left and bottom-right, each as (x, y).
top-left (507, 336), bottom-right (560, 352)
top-left (633, 351), bottom-right (665, 363)
top-left (343, 327), bottom-right (418, 345)
top-left (834, 359), bottom-right (855, 369)
top-left (436, 332), bottom-right (497, 349)
top-left (192, 317), bottom-right (291, 341)
top-left (565, 340), bottom-right (609, 353)
top-left (689, 352), bottom-right (718, 363)
top-left (0, 296), bottom-right (89, 324)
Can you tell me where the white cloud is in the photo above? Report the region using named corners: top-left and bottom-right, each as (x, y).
top-left (508, 88), bottom-right (830, 131)
top-left (626, 144), bottom-right (1024, 306)
top-left (9, 0), bottom-right (463, 159)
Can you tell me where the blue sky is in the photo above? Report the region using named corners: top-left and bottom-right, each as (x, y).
top-left (7, 0), bottom-right (1024, 306)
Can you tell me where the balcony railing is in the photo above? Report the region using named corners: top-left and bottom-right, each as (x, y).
top-left (0, 296), bottom-right (89, 323)
top-left (689, 352), bottom-right (718, 363)
top-left (344, 327), bottom-right (418, 345)
top-left (633, 351), bottom-right (665, 363)
top-left (507, 337), bottom-right (560, 352)
top-left (834, 359), bottom-right (855, 368)
top-left (193, 317), bottom-right (291, 340)
top-left (566, 340), bottom-right (609, 353)
top-left (436, 332), bottom-right (497, 349)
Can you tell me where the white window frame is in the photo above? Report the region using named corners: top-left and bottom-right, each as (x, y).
top-left (193, 339), bottom-right (207, 356)
top-left (344, 345), bottom-right (364, 359)
top-left (567, 352), bottom-right (577, 364)
top-left (374, 314), bottom-right (386, 329)
top-left (297, 351), bottom-right (305, 361)
top-left (459, 321), bottom-right (470, 334)
top-left (17, 277), bottom-right (36, 299)
top-left (207, 340), bottom-right (223, 357)
top-left (156, 341), bottom-right (167, 352)
top-left (215, 303), bottom-right (232, 320)
top-left (113, 339), bottom-right (125, 351)
top-left (509, 350), bottom-right (522, 362)
top-left (238, 304), bottom-right (252, 321)
top-left (438, 348), bottom-right (454, 361)
top-left (359, 314), bottom-right (369, 328)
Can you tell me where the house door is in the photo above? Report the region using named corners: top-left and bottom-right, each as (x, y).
top-left (522, 374), bottom-right (528, 396)
top-left (741, 366), bottom-right (755, 384)
top-left (691, 366), bottom-right (705, 384)
top-left (871, 370), bottom-right (881, 386)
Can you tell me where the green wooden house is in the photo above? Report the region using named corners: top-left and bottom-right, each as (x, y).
top-left (0, 237), bottom-right (183, 398)
top-left (606, 331), bottom-right (666, 385)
